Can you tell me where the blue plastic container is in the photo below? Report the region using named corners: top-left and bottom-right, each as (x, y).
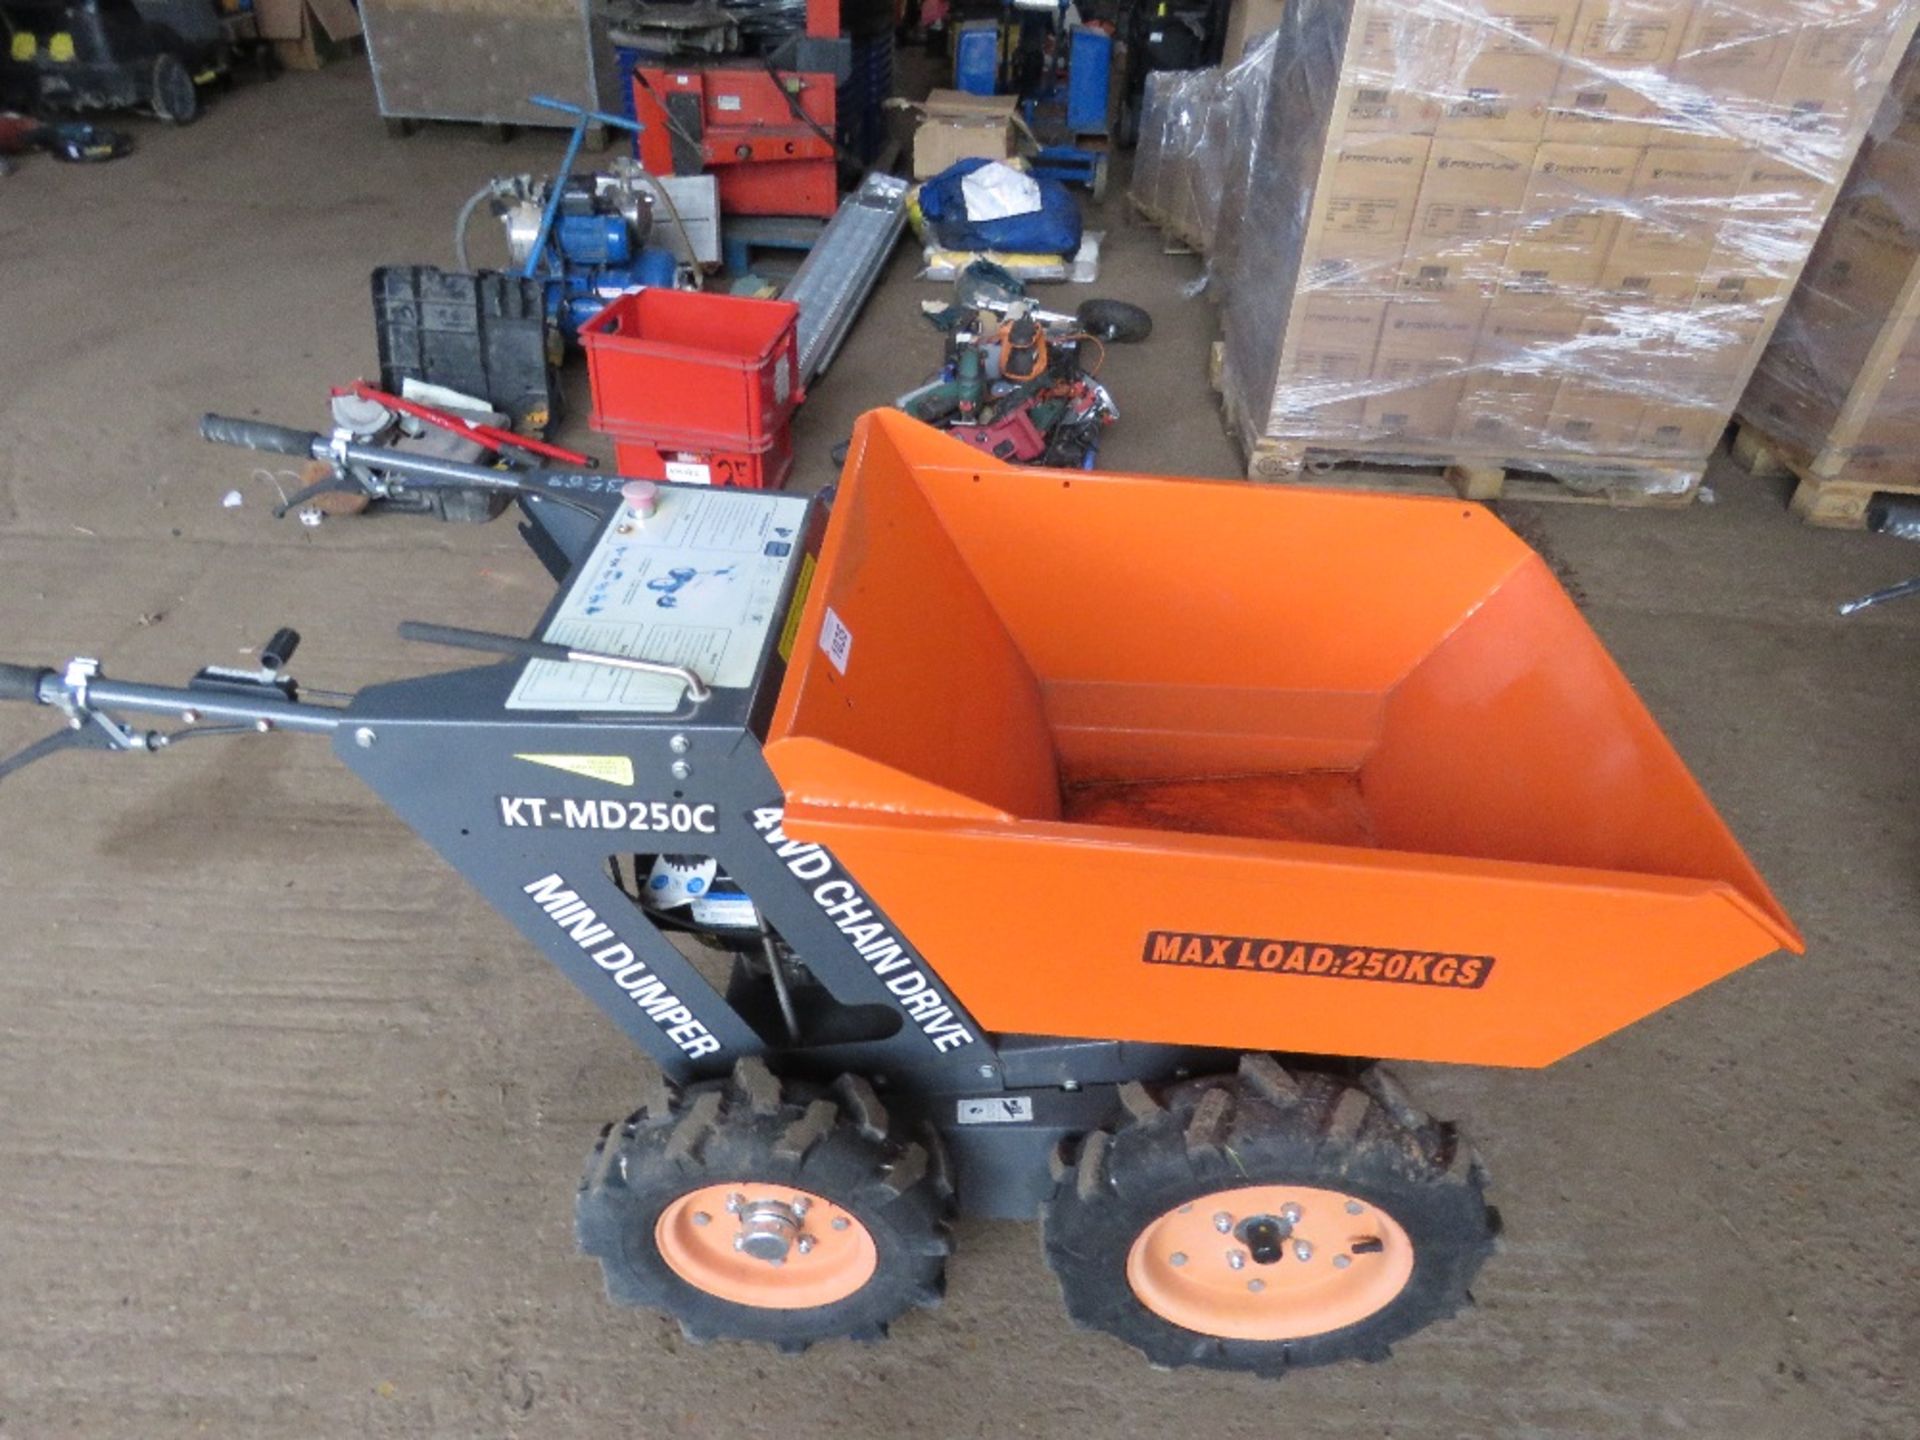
top-left (953, 20), bottom-right (1000, 96)
top-left (1066, 28), bottom-right (1113, 136)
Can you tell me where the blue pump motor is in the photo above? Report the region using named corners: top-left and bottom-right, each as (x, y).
top-left (550, 244), bottom-right (680, 338)
top-left (555, 212), bottom-right (634, 267)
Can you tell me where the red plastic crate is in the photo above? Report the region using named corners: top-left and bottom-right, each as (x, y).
top-left (581, 290), bottom-right (802, 454)
top-left (609, 426), bottom-right (795, 490)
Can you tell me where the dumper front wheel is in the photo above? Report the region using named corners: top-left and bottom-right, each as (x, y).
top-left (1043, 1057), bottom-right (1496, 1376)
top-left (576, 1059), bottom-right (951, 1348)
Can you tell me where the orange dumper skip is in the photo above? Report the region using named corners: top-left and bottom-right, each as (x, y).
top-left (768, 411), bottom-right (1801, 1069)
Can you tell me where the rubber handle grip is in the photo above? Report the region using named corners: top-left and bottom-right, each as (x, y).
top-left (199, 414), bottom-right (323, 458)
top-left (0, 664), bottom-right (53, 703)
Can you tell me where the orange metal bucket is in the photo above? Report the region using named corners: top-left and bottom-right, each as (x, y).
top-left (764, 411), bottom-right (1801, 1069)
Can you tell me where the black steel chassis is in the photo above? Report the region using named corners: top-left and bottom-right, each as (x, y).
top-left (0, 421), bottom-right (1236, 1221)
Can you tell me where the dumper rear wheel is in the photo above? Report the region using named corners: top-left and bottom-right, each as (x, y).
top-left (1042, 1057), bottom-right (1496, 1376)
top-left (576, 1058), bottom-right (951, 1348)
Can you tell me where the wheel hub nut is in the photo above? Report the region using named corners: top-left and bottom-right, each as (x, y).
top-left (1234, 1214), bottom-right (1293, 1265)
top-left (733, 1198), bottom-right (804, 1264)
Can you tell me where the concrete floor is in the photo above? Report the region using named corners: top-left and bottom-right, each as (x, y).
top-left (1, 62), bottom-right (1916, 1440)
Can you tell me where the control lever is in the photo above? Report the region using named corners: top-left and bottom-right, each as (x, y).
top-left (398, 621), bottom-right (711, 702)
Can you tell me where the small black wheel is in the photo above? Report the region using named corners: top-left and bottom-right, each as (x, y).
top-left (1042, 1056), bottom-right (1498, 1376)
top-left (576, 1058), bottom-right (952, 1348)
top-left (384, 116), bottom-right (419, 139)
top-left (149, 53), bottom-right (199, 124)
top-left (1075, 297), bottom-right (1153, 344)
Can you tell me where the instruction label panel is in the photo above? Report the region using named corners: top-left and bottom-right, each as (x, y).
top-left (507, 488), bottom-right (809, 713)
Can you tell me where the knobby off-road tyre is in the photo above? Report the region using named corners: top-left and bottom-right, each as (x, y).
top-left (1043, 1055), bottom-right (1498, 1376)
top-left (576, 1058), bottom-right (952, 1349)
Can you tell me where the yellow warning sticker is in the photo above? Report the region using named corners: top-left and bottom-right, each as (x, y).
top-left (514, 753), bottom-right (635, 787)
top-left (777, 552), bottom-right (816, 662)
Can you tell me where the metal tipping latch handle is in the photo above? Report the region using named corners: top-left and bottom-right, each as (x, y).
top-left (397, 621), bottom-right (712, 703)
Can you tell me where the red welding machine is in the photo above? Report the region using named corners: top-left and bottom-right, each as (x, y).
top-left (633, 63), bottom-right (840, 220)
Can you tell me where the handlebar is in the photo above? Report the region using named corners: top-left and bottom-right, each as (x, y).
top-left (0, 664), bottom-right (52, 703)
top-left (527, 93), bottom-right (645, 135)
top-left (200, 414), bottom-right (326, 459)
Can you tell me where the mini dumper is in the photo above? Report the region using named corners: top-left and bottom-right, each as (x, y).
top-left (0, 409), bottom-right (1802, 1375)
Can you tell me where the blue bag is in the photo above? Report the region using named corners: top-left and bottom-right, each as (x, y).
top-left (919, 158), bottom-right (1084, 255)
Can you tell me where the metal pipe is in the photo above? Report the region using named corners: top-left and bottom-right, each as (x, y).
top-left (80, 678), bottom-right (347, 733)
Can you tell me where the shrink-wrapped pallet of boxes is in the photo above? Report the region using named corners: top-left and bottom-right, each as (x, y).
top-left (1211, 0), bottom-right (1920, 503)
top-left (1131, 37), bottom-right (1281, 260)
top-left (1734, 41), bottom-right (1920, 526)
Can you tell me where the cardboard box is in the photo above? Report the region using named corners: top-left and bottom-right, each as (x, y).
top-left (1633, 398), bottom-right (1727, 454)
top-left (1503, 143), bottom-right (1639, 290)
top-left (1282, 295), bottom-right (1390, 379)
top-left (1270, 296), bottom-right (1389, 433)
top-left (1223, 0), bottom-right (1288, 62)
top-left (1436, 5), bottom-right (1573, 143)
top-left (1336, 77), bottom-right (1444, 136)
top-left (1800, 194), bottom-right (1920, 305)
top-left (256, 0), bottom-right (360, 67)
top-left (1545, 0), bottom-right (1691, 143)
top-left (1671, 0), bottom-right (1796, 104)
top-left (1300, 133), bottom-right (1433, 287)
top-left (1454, 294), bottom-right (1586, 444)
top-left (1572, 303), bottom-right (1676, 387)
top-left (1364, 296), bottom-right (1489, 438)
top-left (1544, 379), bottom-right (1646, 451)
top-left (1319, 135), bottom-right (1432, 250)
top-left (1769, 15), bottom-right (1906, 142)
top-left (1693, 153), bottom-right (1830, 305)
top-left (1677, 297), bottom-right (1770, 396)
top-left (1598, 144), bottom-right (1745, 297)
top-left (1334, 0), bottom-right (1457, 136)
top-left (1565, 0), bottom-right (1691, 67)
top-left (912, 91), bottom-right (1021, 179)
top-left (1402, 140), bottom-right (1533, 292)
top-left (1596, 253), bottom-right (1704, 301)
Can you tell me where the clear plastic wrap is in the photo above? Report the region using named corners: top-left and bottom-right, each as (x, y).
top-left (1130, 36), bottom-right (1280, 261)
top-left (1128, 68), bottom-right (1179, 220)
top-left (1739, 40), bottom-right (1920, 484)
top-left (1208, 30), bottom-right (1282, 292)
top-left (1128, 67), bottom-right (1215, 238)
top-left (1206, 0), bottom-right (1920, 489)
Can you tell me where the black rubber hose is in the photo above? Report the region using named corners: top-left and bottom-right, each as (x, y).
top-left (0, 664), bottom-right (53, 703)
top-left (453, 181), bottom-right (495, 273)
top-left (199, 414), bottom-right (323, 458)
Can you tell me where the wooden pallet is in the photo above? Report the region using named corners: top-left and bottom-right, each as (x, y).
top-left (1242, 443), bottom-right (1705, 507)
top-left (1126, 195), bottom-right (1203, 254)
top-left (1216, 373), bottom-right (1704, 506)
top-left (1730, 420), bottom-right (1920, 528)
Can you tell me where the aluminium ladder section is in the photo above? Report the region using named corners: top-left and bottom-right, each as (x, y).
top-left (784, 173), bottom-right (911, 388)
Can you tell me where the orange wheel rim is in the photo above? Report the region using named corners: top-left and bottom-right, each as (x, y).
top-left (655, 1183), bottom-right (877, 1309)
top-left (1125, 1184), bottom-right (1415, 1341)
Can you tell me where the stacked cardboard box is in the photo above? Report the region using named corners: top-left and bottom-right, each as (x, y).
top-left (1738, 42), bottom-right (1920, 508)
top-left (1217, 0), bottom-right (1920, 491)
